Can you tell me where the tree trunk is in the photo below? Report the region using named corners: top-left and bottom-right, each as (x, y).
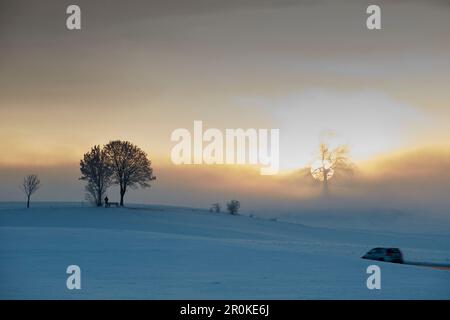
top-left (97, 188), bottom-right (102, 207)
top-left (27, 195), bottom-right (30, 208)
top-left (322, 171), bottom-right (329, 197)
top-left (120, 189), bottom-right (125, 206)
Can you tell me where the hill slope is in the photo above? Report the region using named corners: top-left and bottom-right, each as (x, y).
top-left (0, 203), bottom-right (449, 299)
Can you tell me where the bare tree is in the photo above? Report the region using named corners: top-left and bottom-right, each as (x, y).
top-left (226, 200), bottom-right (240, 215)
top-left (310, 143), bottom-right (353, 196)
top-left (104, 140), bottom-right (156, 206)
top-left (210, 203), bottom-right (221, 213)
top-left (84, 182), bottom-right (101, 206)
top-left (21, 174), bottom-right (41, 208)
top-left (80, 145), bottom-right (112, 207)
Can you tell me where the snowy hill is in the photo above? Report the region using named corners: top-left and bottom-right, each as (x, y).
top-left (275, 207), bottom-right (450, 234)
top-left (0, 202), bottom-right (449, 299)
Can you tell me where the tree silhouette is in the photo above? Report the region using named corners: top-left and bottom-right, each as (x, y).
top-left (310, 143), bottom-right (353, 196)
top-left (104, 140), bottom-right (156, 206)
top-left (210, 203), bottom-right (221, 213)
top-left (226, 200), bottom-right (240, 215)
top-left (80, 145), bottom-right (112, 206)
top-left (21, 174), bottom-right (41, 208)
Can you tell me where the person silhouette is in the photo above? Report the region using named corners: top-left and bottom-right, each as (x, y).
top-left (104, 196), bottom-right (109, 207)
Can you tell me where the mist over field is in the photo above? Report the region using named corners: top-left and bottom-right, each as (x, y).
top-left (1, 0), bottom-right (450, 300)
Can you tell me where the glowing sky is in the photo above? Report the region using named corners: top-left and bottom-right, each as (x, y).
top-left (1, 0), bottom-right (449, 210)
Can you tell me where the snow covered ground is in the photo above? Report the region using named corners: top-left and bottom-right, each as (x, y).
top-left (0, 202), bottom-right (449, 299)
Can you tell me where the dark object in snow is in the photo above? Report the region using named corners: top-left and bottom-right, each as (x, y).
top-left (362, 247), bottom-right (404, 264)
top-left (105, 202), bottom-right (119, 208)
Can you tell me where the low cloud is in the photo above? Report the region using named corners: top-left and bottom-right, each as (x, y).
top-left (2, 147), bottom-right (448, 215)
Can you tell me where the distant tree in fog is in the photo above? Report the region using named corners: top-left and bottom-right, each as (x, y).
top-left (21, 174), bottom-right (41, 208)
top-left (80, 145), bottom-right (112, 207)
top-left (310, 143), bottom-right (353, 196)
top-left (210, 203), bottom-right (221, 213)
top-left (226, 200), bottom-right (240, 215)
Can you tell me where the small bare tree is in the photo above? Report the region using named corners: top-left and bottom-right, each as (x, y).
top-left (104, 140), bottom-right (156, 206)
top-left (227, 200), bottom-right (240, 215)
top-left (21, 174), bottom-right (41, 208)
top-left (310, 143), bottom-right (353, 196)
top-left (210, 203), bottom-right (221, 213)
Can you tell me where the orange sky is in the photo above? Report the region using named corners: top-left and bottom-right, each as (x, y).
top-left (1, 0), bottom-right (450, 211)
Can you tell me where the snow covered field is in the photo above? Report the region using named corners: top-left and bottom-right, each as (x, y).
top-left (0, 202), bottom-right (449, 299)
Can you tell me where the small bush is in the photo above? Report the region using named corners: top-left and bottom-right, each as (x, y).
top-left (226, 200), bottom-right (240, 215)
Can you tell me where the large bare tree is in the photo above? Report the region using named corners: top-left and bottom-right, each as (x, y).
top-left (104, 140), bottom-right (155, 206)
top-left (21, 174), bottom-right (41, 208)
top-left (310, 143), bottom-right (353, 196)
top-left (80, 145), bottom-right (112, 206)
